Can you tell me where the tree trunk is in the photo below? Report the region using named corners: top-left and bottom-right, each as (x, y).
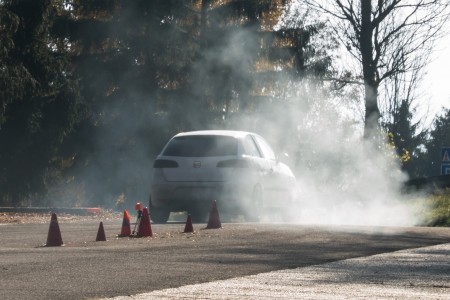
top-left (360, 0), bottom-right (380, 139)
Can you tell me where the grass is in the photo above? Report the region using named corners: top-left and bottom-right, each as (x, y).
top-left (415, 188), bottom-right (450, 227)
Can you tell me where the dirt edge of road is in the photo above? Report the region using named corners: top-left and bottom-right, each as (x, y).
top-left (0, 211), bottom-right (122, 224)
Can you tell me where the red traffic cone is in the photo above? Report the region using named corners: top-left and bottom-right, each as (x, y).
top-left (46, 213), bottom-right (63, 246)
top-left (184, 214), bottom-right (194, 233)
top-left (96, 221), bottom-right (107, 241)
top-left (136, 207), bottom-right (152, 237)
top-left (206, 200), bottom-right (222, 229)
top-left (118, 209), bottom-right (131, 237)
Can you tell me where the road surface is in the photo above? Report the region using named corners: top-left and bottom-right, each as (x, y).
top-left (1, 220), bottom-right (449, 299)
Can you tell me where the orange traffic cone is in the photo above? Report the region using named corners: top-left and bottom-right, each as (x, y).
top-left (118, 209), bottom-right (131, 237)
top-left (136, 207), bottom-right (152, 237)
top-left (206, 200), bottom-right (222, 229)
top-left (96, 221), bottom-right (107, 241)
top-left (46, 213), bottom-right (63, 246)
top-left (184, 214), bottom-right (194, 233)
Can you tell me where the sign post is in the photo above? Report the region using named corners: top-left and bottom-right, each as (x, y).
top-left (441, 147), bottom-right (450, 175)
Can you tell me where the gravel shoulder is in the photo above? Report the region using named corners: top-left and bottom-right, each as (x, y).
top-left (0, 211), bottom-right (122, 224)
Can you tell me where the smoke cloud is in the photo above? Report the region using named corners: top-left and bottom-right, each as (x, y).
top-left (194, 26), bottom-right (421, 227)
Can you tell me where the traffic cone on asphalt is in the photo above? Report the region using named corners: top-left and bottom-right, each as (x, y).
top-left (136, 207), bottom-right (152, 237)
top-left (46, 213), bottom-right (63, 247)
top-left (184, 214), bottom-right (194, 233)
top-left (96, 221), bottom-right (106, 241)
top-left (118, 209), bottom-right (131, 237)
top-left (206, 200), bottom-right (222, 229)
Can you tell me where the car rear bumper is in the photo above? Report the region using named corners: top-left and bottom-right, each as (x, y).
top-left (151, 181), bottom-right (254, 211)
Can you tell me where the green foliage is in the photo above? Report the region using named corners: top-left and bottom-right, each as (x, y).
top-left (0, 0), bottom-right (83, 205)
top-left (417, 189), bottom-right (450, 227)
top-left (383, 100), bottom-right (426, 178)
top-left (0, 5), bottom-right (34, 126)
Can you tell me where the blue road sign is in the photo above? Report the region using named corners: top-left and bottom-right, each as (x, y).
top-left (442, 164), bottom-right (450, 175)
top-left (441, 147), bottom-right (450, 175)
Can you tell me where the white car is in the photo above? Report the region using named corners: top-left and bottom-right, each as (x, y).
top-left (149, 130), bottom-right (297, 223)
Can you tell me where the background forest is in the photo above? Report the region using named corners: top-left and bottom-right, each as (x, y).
top-left (1, 0), bottom-right (449, 209)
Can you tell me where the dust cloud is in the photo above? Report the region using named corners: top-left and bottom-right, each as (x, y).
top-left (239, 82), bottom-right (420, 227)
top-left (201, 27), bottom-right (421, 226)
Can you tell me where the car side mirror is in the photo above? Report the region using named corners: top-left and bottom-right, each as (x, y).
top-left (276, 152), bottom-right (290, 164)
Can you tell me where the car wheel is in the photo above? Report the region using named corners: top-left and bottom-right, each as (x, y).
top-left (150, 206), bottom-right (170, 223)
top-left (245, 185), bottom-right (263, 222)
top-left (149, 197), bottom-right (170, 223)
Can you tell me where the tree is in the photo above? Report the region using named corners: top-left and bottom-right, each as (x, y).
top-left (54, 0), bottom-right (200, 207)
top-left (0, 0), bottom-right (83, 205)
top-left (195, 1), bottom-right (334, 128)
top-left (380, 46), bottom-right (429, 178)
top-left (192, 0), bottom-right (290, 127)
top-left (0, 5), bottom-right (32, 127)
top-left (384, 99), bottom-right (427, 177)
top-left (306, 0), bottom-right (450, 139)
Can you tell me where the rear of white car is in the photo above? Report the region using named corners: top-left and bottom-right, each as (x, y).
top-left (150, 130), bottom-right (296, 223)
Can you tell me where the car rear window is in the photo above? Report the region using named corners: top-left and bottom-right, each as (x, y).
top-left (163, 136), bottom-right (238, 157)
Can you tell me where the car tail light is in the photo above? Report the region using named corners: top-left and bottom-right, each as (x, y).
top-left (216, 159), bottom-right (251, 168)
top-left (153, 159), bottom-right (179, 168)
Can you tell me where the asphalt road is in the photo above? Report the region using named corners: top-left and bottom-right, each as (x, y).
top-left (112, 243), bottom-right (450, 300)
top-left (1, 220), bottom-right (449, 299)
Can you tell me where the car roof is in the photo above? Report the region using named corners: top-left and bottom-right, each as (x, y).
top-left (174, 130), bottom-right (253, 139)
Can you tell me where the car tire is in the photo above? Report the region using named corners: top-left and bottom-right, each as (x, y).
top-left (245, 185), bottom-right (263, 222)
top-left (149, 197), bottom-right (170, 223)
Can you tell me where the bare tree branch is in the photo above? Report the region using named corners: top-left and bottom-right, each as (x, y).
top-left (304, 0), bottom-right (450, 138)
